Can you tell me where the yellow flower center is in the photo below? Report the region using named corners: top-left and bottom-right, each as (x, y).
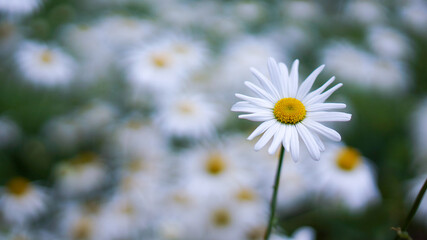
top-left (40, 50), bottom-right (53, 63)
top-left (336, 147), bottom-right (361, 171)
top-left (72, 218), bottom-right (93, 240)
top-left (177, 102), bottom-right (195, 115)
top-left (273, 98), bottom-right (306, 124)
top-left (211, 208), bottom-right (232, 227)
top-left (151, 53), bottom-right (170, 68)
top-left (6, 177), bottom-right (31, 197)
top-left (70, 152), bottom-right (97, 165)
top-left (126, 120), bottom-right (143, 129)
top-left (205, 153), bottom-right (227, 175)
top-left (235, 188), bottom-right (256, 202)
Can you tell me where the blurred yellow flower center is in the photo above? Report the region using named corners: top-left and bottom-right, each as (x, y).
top-left (211, 208), bottom-right (231, 227)
top-left (6, 177), bottom-right (31, 196)
top-left (273, 98), bottom-right (306, 124)
top-left (174, 44), bottom-right (189, 54)
top-left (177, 102), bottom-right (195, 114)
top-left (121, 202), bottom-right (135, 216)
top-left (126, 120), bottom-right (143, 129)
top-left (151, 53), bottom-right (169, 68)
top-left (72, 218), bottom-right (93, 240)
top-left (127, 159), bottom-right (145, 172)
top-left (40, 50), bottom-right (53, 63)
top-left (236, 188), bottom-right (256, 202)
top-left (70, 152), bottom-right (97, 165)
top-left (336, 147), bottom-right (361, 171)
top-left (205, 153), bottom-right (227, 175)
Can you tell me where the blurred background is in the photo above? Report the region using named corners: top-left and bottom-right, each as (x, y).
top-left (0, 0), bottom-right (427, 239)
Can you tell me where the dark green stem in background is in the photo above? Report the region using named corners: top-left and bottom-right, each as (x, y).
top-left (264, 146), bottom-right (285, 240)
top-left (394, 176), bottom-right (427, 240)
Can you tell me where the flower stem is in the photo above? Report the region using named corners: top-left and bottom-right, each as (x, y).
top-left (394, 176), bottom-right (427, 240)
top-left (264, 145), bottom-right (285, 240)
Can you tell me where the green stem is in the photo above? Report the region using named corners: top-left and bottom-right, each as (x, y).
top-left (394, 176), bottom-right (427, 240)
top-left (264, 145), bottom-right (285, 240)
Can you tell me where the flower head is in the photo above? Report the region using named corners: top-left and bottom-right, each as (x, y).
top-left (232, 58), bottom-right (351, 161)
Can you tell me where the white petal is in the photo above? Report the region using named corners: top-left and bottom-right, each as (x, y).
top-left (268, 58), bottom-right (284, 98)
top-left (268, 124), bottom-right (286, 154)
top-left (306, 103), bottom-right (346, 111)
top-left (302, 76), bottom-right (335, 104)
top-left (250, 68), bottom-right (281, 100)
top-left (254, 122), bottom-right (280, 151)
top-left (239, 112), bottom-right (274, 122)
top-left (302, 119), bottom-right (341, 141)
top-left (290, 126), bottom-right (300, 162)
top-left (311, 132), bottom-right (325, 152)
top-left (307, 112), bottom-right (352, 122)
top-left (283, 124), bottom-right (291, 152)
top-left (296, 124), bottom-right (320, 160)
top-left (289, 59), bottom-right (299, 98)
top-left (296, 64), bottom-right (325, 99)
top-left (244, 81), bottom-right (276, 103)
top-left (305, 83), bottom-right (343, 106)
top-left (235, 94), bottom-right (274, 109)
top-left (231, 101), bottom-right (264, 113)
top-left (278, 62), bottom-right (289, 97)
top-left (247, 119), bottom-right (277, 140)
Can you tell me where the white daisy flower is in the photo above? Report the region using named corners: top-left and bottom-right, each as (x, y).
top-left (155, 93), bottom-right (221, 139)
top-left (60, 201), bottom-right (102, 240)
top-left (55, 153), bottom-right (106, 197)
top-left (400, 0), bottom-right (427, 35)
top-left (232, 58), bottom-right (351, 161)
top-left (165, 35), bottom-right (209, 72)
top-left (125, 39), bottom-right (187, 93)
top-left (367, 25), bottom-right (412, 60)
top-left (96, 15), bottom-right (156, 51)
top-left (0, 0), bottom-right (41, 16)
top-left (313, 143), bottom-right (381, 211)
top-left (15, 41), bottom-right (76, 87)
top-left (344, 0), bottom-right (385, 25)
top-left (280, 0), bottom-right (323, 22)
top-left (321, 42), bottom-right (373, 89)
top-left (0, 177), bottom-right (48, 226)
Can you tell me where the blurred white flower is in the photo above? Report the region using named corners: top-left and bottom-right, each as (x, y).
top-left (155, 93), bottom-right (221, 139)
top-left (218, 36), bottom-right (284, 95)
top-left (96, 15), bottom-right (156, 51)
top-left (60, 201), bottom-right (102, 240)
top-left (15, 41), bottom-right (76, 87)
top-left (312, 144), bottom-right (381, 211)
top-left (0, 116), bottom-right (21, 149)
top-left (367, 25), bottom-right (412, 60)
top-left (96, 195), bottom-right (146, 240)
top-left (0, 0), bottom-right (41, 16)
top-left (55, 153), bottom-right (107, 197)
top-left (369, 58), bottom-right (408, 94)
top-left (400, 0), bottom-right (427, 35)
top-left (112, 120), bottom-right (165, 160)
top-left (345, 0), bottom-right (385, 25)
top-left (179, 144), bottom-right (252, 198)
top-left (322, 42), bottom-right (373, 88)
top-left (125, 39), bottom-right (188, 93)
top-left (0, 177), bottom-right (47, 226)
top-left (280, 1), bottom-right (323, 22)
top-left (61, 23), bottom-right (114, 82)
top-left (232, 58), bottom-right (351, 161)
top-left (233, 1), bottom-right (265, 23)
top-left (75, 101), bottom-right (117, 140)
top-left (165, 35), bottom-right (209, 72)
